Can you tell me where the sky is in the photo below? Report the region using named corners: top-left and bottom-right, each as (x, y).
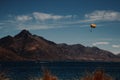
top-left (0, 0), bottom-right (120, 54)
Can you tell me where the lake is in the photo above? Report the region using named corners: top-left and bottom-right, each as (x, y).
top-left (0, 61), bottom-right (120, 80)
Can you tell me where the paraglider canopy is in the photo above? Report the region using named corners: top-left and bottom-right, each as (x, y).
top-left (90, 24), bottom-right (96, 32)
top-left (90, 24), bottom-right (96, 28)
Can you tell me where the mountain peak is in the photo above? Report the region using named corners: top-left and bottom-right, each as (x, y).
top-left (0, 30), bottom-right (120, 61)
top-left (14, 29), bottom-right (32, 38)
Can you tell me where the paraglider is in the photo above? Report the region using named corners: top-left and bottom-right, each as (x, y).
top-left (90, 24), bottom-right (96, 32)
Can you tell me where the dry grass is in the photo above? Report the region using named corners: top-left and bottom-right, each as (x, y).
top-left (0, 67), bottom-right (114, 80)
top-left (81, 69), bottom-right (113, 80)
top-left (42, 69), bottom-right (58, 80)
top-left (0, 71), bottom-right (10, 80)
top-left (29, 68), bottom-right (58, 80)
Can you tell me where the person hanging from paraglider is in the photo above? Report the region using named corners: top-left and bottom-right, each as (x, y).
top-left (90, 24), bottom-right (96, 32)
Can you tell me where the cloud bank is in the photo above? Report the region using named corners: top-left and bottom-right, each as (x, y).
top-left (16, 15), bottom-right (32, 22)
top-left (85, 10), bottom-right (120, 22)
top-left (1, 10), bottom-right (120, 30)
top-left (92, 42), bottom-right (109, 46)
top-left (112, 45), bottom-right (120, 48)
top-left (32, 12), bottom-right (72, 21)
top-left (15, 12), bottom-right (73, 22)
top-left (13, 12), bottom-right (74, 30)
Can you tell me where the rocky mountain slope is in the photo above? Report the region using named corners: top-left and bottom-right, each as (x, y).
top-left (0, 30), bottom-right (120, 61)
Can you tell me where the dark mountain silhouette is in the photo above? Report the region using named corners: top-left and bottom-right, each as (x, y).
top-left (0, 30), bottom-right (120, 61)
top-left (117, 53), bottom-right (120, 57)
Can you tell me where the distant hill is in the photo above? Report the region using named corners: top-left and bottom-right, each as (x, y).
top-left (117, 53), bottom-right (120, 57)
top-left (0, 30), bottom-right (120, 61)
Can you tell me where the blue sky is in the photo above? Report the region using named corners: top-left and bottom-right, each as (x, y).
top-left (0, 0), bottom-right (120, 54)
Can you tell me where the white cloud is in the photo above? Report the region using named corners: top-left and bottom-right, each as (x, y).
top-left (17, 23), bottom-right (67, 30)
top-left (33, 12), bottom-right (72, 21)
top-left (85, 10), bottom-right (120, 22)
top-left (112, 45), bottom-right (120, 48)
top-left (92, 42), bottom-right (109, 46)
top-left (2, 10), bottom-right (120, 31)
top-left (18, 25), bottom-right (51, 30)
top-left (16, 15), bottom-right (32, 22)
top-left (12, 12), bottom-right (75, 30)
top-left (14, 12), bottom-right (74, 26)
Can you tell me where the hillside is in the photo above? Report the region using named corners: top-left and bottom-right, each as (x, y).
top-left (0, 30), bottom-right (120, 61)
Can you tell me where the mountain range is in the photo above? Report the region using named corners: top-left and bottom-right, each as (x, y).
top-left (0, 30), bottom-right (120, 62)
